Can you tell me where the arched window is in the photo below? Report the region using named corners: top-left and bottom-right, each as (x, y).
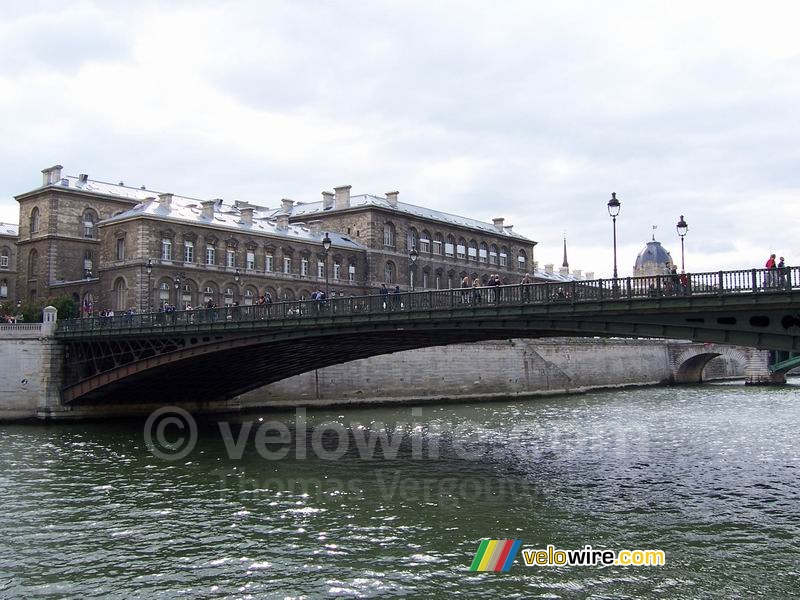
top-left (30, 207), bottom-right (40, 234)
top-left (518, 249), bottom-right (528, 270)
top-left (479, 242), bottom-right (488, 263)
top-left (445, 235), bottom-right (455, 257)
top-left (82, 209), bottom-right (98, 239)
top-left (202, 282), bottom-right (219, 306)
top-left (113, 277), bottom-right (127, 311)
top-left (407, 227), bottom-right (418, 251)
top-left (348, 260), bottom-right (357, 282)
top-left (243, 286), bottom-right (258, 306)
top-left (181, 279), bottom-right (197, 309)
top-left (468, 240), bottom-right (478, 261)
top-left (435, 268), bottom-right (443, 290)
top-left (383, 223), bottom-right (396, 247)
top-left (0, 247), bottom-right (10, 269)
top-left (500, 246), bottom-right (509, 267)
top-left (384, 260), bottom-right (396, 284)
top-left (28, 249), bottom-right (38, 276)
top-left (158, 279), bottom-right (173, 307)
top-left (433, 233), bottom-right (443, 255)
top-left (282, 288), bottom-right (296, 301)
top-left (0, 279), bottom-right (8, 299)
top-left (420, 230), bottom-right (431, 253)
top-left (422, 267), bottom-right (431, 289)
top-left (457, 238), bottom-right (467, 260)
top-left (489, 244), bottom-right (499, 265)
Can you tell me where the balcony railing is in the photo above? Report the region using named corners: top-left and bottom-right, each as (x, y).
top-left (56, 266), bottom-right (800, 335)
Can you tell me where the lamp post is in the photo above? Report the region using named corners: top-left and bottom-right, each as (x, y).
top-left (676, 214), bottom-right (688, 272)
top-left (145, 258), bottom-right (153, 312)
top-left (607, 192), bottom-right (621, 280)
top-left (174, 271), bottom-right (185, 309)
top-left (322, 232), bottom-right (332, 299)
top-left (409, 248), bottom-right (418, 291)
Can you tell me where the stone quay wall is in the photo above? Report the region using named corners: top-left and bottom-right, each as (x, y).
top-left (238, 337), bottom-right (746, 409)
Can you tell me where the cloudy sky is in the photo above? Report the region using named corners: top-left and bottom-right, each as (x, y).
top-left (1, 0), bottom-right (799, 276)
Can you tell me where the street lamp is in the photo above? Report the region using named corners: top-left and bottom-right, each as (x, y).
top-left (607, 192), bottom-right (621, 280)
top-left (409, 248), bottom-right (418, 291)
top-left (145, 258), bottom-right (153, 312)
top-left (174, 271), bottom-right (185, 309)
top-left (676, 214), bottom-right (688, 272)
top-left (322, 232), bottom-right (332, 299)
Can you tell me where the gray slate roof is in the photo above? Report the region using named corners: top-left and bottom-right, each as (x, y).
top-left (287, 194), bottom-right (533, 242)
top-left (0, 222), bottom-right (18, 237)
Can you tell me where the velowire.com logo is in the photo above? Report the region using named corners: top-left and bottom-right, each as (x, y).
top-left (469, 539), bottom-right (522, 572)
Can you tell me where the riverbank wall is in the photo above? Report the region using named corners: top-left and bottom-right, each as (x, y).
top-left (237, 338), bottom-right (746, 409)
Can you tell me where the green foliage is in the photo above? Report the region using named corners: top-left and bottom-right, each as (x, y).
top-left (0, 294), bottom-right (78, 322)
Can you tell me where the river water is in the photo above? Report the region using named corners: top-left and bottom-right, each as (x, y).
top-left (1, 384), bottom-right (798, 599)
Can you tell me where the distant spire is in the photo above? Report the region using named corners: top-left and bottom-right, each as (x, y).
top-left (562, 235), bottom-right (569, 268)
top-left (652, 225), bottom-right (658, 241)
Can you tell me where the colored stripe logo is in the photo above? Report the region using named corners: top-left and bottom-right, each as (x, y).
top-left (470, 539), bottom-right (521, 572)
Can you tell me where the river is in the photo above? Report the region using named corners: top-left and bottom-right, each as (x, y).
top-left (1, 384), bottom-right (798, 598)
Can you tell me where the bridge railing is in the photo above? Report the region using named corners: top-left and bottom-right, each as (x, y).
top-left (55, 266), bottom-right (799, 335)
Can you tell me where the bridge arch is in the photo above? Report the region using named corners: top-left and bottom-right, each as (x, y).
top-left (673, 346), bottom-right (749, 383)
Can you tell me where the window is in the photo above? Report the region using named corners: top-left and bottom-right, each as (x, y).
top-left (28, 249), bottom-right (38, 276)
top-left (84, 250), bottom-right (93, 271)
top-left (317, 260), bottom-right (325, 278)
top-left (500, 247), bottom-right (508, 267)
top-left (161, 238), bottom-right (172, 261)
top-left (489, 245), bottom-right (498, 265)
top-left (301, 257), bottom-right (309, 276)
top-left (518, 249), bottom-right (527, 269)
top-left (433, 234), bottom-right (443, 256)
top-left (115, 238), bottom-right (125, 261)
top-left (243, 289), bottom-right (255, 305)
top-left (407, 228), bottom-right (418, 251)
top-left (265, 253), bottom-right (274, 272)
top-left (348, 263), bottom-right (356, 282)
top-left (205, 245), bottom-right (215, 265)
top-left (420, 231), bottom-right (431, 253)
top-left (435, 271), bottom-right (442, 290)
top-left (0, 248), bottom-right (9, 269)
top-left (0, 279), bottom-right (7, 299)
top-left (226, 249), bottom-right (236, 268)
top-left (422, 270), bottom-right (430, 289)
top-left (184, 241), bottom-right (194, 263)
top-left (159, 282), bottom-right (170, 305)
top-left (468, 241), bottom-right (478, 260)
top-left (446, 235), bottom-right (455, 257)
top-left (223, 287), bottom-right (235, 306)
top-left (30, 208), bottom-right (40, 234)
top-left (82, 209), bottom-right (97, 239)
top-left (457, 243), bottom-right (466, 260)
top-left (479, 243), bottom-right (488, 263)
top-left (384, 261), bottom-right (396, 284)
top-left (383, 223), bottom-right (395, 247)
top-left (246, 251), bottom-right (255, 270)
top-left (333, 261), bottom-right (341, 280)
top-left (283, 257), bottom-right (291, 274)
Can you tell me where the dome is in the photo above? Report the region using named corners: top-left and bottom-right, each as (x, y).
top-left (633, 240), bottom-right (675, 277)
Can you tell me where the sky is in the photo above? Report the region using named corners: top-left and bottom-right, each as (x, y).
top-left (1, 0), bottom-right (799, 277)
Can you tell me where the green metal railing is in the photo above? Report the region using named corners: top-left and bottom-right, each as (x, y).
top-left (56, 266), bottom-right (800, 336)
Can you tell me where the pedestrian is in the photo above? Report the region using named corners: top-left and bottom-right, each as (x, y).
top-left (471, 277), bottom-right (482, 304)
top-left (521, 273), bottom-right (532, 302)
top-left (778, 256), bottom-right (787, 288)
top-left (392, 284), bottom-right (401, 310)
top-left (766, 253), bottom-right (777, 288)
top-left (379, 283), bottom-right (389, 310)
top-left (461, 275), bottom-right (471, 303)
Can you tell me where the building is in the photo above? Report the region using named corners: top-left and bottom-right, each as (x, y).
top-left (0, 222), bottom-right (18, 303)
top-left (13, 165), bottom-right (542, 313)
top-left (633, 236), bottom-right (675, 277)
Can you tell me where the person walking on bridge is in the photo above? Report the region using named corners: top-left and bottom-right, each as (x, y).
top-left (766, 253), bottom-right (777, 288)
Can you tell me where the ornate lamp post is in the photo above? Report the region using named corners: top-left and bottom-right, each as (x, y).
top-left (409, 248), bottom-right (418, 291)
top-left (322, 232), bottom-right (332, 299)
top-left (607, 192), bottom-right (621, 280)
top-left (145, 258), bottom-right (153, 312)
top-left (676, 214), bottom-right (688, 272)
top-left (234, 267), bottom-right (241, 300)
top-left (174, 271), bottom-right (185, 309)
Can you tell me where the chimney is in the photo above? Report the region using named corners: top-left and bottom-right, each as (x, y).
top-left (503, 224), bottom-right (514, 233)
top-left (276, 215), bottom-right (289, 230)
top-left (386, 191), bottom-right (399, 208)
top-left (240, 207), bottom-right (254, 225)
top-left (572, 269), bottom-right (582, 279)
top-left (322, 191), bottom-right (334, 210)
top-left (308, 220), bottom-right (323, 236)
top-left (585, 271), bottom-right (595, 280)
top-left (41, 164), bottom-right (63, 186)
top-left (158, 193), bottom-right (173, 209)
top-left (334, 185), bottom-right (351, 209)
top-left (492, 217), bottom-right (504, 231)
top-left (201, 200), bottom-right (216, 219)
top-left (559, 266), bottom-right (569, 276)
top-left (78, 173), bottom-right (89, 184)
top-left (280, 198), bottom-right (294, 213)
top-left (545, 263), bottom-right (554, 274)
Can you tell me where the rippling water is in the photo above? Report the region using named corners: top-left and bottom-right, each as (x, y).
top-left (1, 384), bottom-right (799, 598)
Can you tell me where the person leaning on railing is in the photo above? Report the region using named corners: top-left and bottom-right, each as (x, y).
top-left (520, 273), bottom-right (532, 302)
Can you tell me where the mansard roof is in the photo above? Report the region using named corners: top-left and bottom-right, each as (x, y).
top-left (286, 194), bottom-right (534, 243)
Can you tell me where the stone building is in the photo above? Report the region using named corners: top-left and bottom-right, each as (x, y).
top-left (633, 236), bottom-right (676, 277)
top-left (0, 222), bottom-right (18, 303)
top-left (13, 164), bottom-right (542, 313)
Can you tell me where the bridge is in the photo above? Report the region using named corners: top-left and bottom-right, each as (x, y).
top-left (53, 267), bottom-right (800, 405)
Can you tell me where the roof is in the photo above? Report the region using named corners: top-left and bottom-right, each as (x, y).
top-left (287, 194), bottom-right (533, 242)
top-left (0, 222), bottom-right (18, 237)
top-left (99, 197), bottom-right (364, 251)
top-left (25, 175), bottom-right (166, 203)
top-left (634, 240), bottom-right (674, 269)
